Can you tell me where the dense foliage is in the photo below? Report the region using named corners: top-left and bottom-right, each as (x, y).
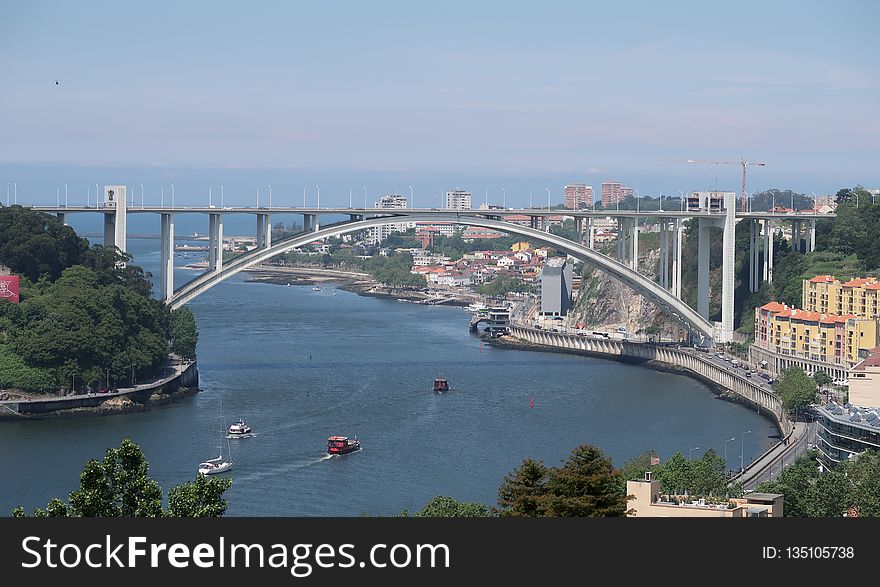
top-left (477, 274), bottom-right (534, 297)
top-left (0, 206), bottom-right (195, 391)
top-left (496, 444), bottom-right (628, 517)
top-left (757, 450), bottom-right (880, 517)
top-left (407, 495), bottom-right (493, 517)
top-left (773, 367), bottom-right (818, 417)
top-left (171, 307), bottom-right (199, 360)
top-left (12, 438), bottom-right (232, 517)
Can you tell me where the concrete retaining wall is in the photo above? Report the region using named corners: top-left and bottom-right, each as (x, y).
top-left (507, 326), bottom-right (790, 436)
top-left (0, 360), bottom-right (199, 418)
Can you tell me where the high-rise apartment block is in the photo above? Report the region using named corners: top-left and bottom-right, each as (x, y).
top-left (564, 184), bottom-right (594, 209)
top-left (601, 182), bottom-right (621, 207)
top-left (445, 189), bottom-right (472, 210)
top-left (368, 194), bottom-right (412, 244)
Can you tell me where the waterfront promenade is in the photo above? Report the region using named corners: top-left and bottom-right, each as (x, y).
top-left (0, 357), bottom-right (198, 419)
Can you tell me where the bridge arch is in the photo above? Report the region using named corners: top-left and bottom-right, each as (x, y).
top-left (169, 214), bottom-right (715, 341)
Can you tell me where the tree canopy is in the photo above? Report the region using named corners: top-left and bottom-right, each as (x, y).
top-left (496, 445), bottom-right (628, 517)
top-left (12, 438), bottom-right (232, 517)
top-left (773, 367), bottom-right (817, 417)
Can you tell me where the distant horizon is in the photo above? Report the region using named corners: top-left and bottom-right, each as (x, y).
top-left (2, 2), bottom-right (877, 203)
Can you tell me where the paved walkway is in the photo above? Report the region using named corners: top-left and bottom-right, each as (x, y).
top-left (733, 419), bottom-right (817, 490)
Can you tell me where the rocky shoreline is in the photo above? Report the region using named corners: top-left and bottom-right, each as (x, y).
top-left (243, 264), bottom-right (476, 306)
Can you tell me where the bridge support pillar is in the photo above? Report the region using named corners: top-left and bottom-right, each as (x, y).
top-left (793, 219), bottom-right (801, 252)
top-left (529, 216), bottom-right (538, 230)
top-left (808, 219), bottom-right (816, 252)
top-left (616, 218), bottom-right (629, 264)
top-left (672, 218), bottom-right (683, 298)
top-left (208, 213), bottom-right (224, 272)
top-left (631, 217), bottom-right (639, 272)
top-left (588, 217), bottom-right (595, 250)
top-left (303, 213), bottom-right (318, 233)
top-left (101, 186), bottom-right (127, 254)
top-left (659, 218), bottom-right (668, 288)
top-left (574, 216), bottom-right (583, 244)
top-left (697, 218), bottom-right (710, 320)
top-left (256, 213), bottom-right (271, 248)
top-left (749, 219), bottom-right (758, 293)
top-left (763, 219), bottom-right (774, 283)
top-left (56, 212), bottom-right (67, 225)
top-left (161, 213), bottom-right (174, 302)
top-left (720, 192), bottom-right (736, 342)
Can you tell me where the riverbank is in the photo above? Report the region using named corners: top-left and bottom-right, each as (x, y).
top-left (0, 359), bottom-right (199, 421)
top-left (241, 263), bottom-right (480, 306)
top-left (487, 328), bottom-right (789, 438)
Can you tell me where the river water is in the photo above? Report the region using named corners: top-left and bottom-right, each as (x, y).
top-left (0, 239), bottom-right (776, 516)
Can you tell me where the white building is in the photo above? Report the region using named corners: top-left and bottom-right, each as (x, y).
top-left (368, 194), bottom-right (413, 245)
top-left (445, 189), bottom-right (472, 210)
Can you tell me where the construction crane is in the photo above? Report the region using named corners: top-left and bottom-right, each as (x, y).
top-left (685, 157), bottom-right (766, 212)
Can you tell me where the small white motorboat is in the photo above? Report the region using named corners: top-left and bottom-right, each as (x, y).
top-left (227, 418), bottom-right (254, 438)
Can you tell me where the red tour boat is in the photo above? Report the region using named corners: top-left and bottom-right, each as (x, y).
top-left (433, 377), bottom-right (449, 393)
top-left (327, 435), bottom-right (361, 455)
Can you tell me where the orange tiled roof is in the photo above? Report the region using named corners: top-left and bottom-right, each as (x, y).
top-left (866, 283), bottom-right (880, 291)
top-left (760, 301), bottom-right (788, 312)
top-left (843, 278), bottom-right (874, 287)
top-left (809, 275), bottom-right (837, 284)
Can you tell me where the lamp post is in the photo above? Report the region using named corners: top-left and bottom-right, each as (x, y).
top-left (267, 185), bottom-right (272, 210)
top-left (689, 446), bottom-right (700, 460)
top-left (502, 187), bottom-right (506, 209)
top-left (678, 189), bottom-right (684, 212)
top-left (634, 188), bottom-right (640, 213)
top-left (220, 185), bottom-right (224, 208)
top-left (349, 187), bottom-right (352, 209)
top-left (106, 368), bottom-right (111, 392)
top-left (362, 185), bottom-right (367, 209)
top-left (131, 363), bottom-right (135, 387)
top-left (64, 183), bottom-right (68, 208)
top-left (71, 372), bottom-right (77, 394)
top-left (316, 185), bottom-right (320, 210)
top-left (529, 190), bottom-right (533, 210)
top-left (141, 183), bottom-right (144, 209)
top-left (409, 186), bottom-right (413, 209)
top-left (724, 436), bottom-right (736, 473)
top-left (659, 191), bottom-right (663, 212)
top-left (209, 186), bottom-right (213, 208)
top-left (546, 187), bottom-right (551, 210)
top-left (171, 183), bottom-right (175, 209)
top-left (95, 183), bottom-right (99, 207)
top-left (741, 430), bottom-right (752, 476)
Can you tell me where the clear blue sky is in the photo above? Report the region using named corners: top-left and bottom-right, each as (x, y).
top-left (1, 0), bottom-right (878, 208)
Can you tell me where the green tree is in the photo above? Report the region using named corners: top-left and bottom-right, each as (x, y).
top-left (496, 458), bottom-right (549, 517)
top-left (756, 450), bottom-right (823, 517)
top-left (543, 445), bottom-right (628, 517)
top-left (497, 445), bottom-right (628, 517)
top-left (803, 471), bottom-right (850, 517)
top-left (654, 452), bottom-right (692, 495)
top-left (166, 473), bottom-right (233, 517)
top-left (411, 495), bottom-right (492, 517)
top-left (13, 438), bottom-right (232, 518)
top-left (773, 367), bottom-right (817, 418)
top-left (813, 371), bottom-right (833, 387)
top-left (477, 274), bottom-right (533, 297)
top-left (171, 307), bottom-right (199, 360)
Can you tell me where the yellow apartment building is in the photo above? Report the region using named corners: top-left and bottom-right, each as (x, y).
top-left (803, 275), bottom-right (880, 319)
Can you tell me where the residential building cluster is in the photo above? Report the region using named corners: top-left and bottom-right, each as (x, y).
top-left (409, 241), bottom-right (554, 289)
top-left (750, 276), bottom-right (880, 427)
top-left (601, 181), bottom-right (634, 207)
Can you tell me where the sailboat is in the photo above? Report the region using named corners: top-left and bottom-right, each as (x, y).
top-left (198, 397), bottom-right (234, 475)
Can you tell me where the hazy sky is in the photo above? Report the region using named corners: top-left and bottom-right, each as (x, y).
top-left (1, 1), bottom-right (878, 206)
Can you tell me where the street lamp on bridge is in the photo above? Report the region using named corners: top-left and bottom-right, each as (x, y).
top-left (267, 185), bottom-right (271, 210)
top-left (689, 446), bottom-right (700, 459)
top-left (363, 185), bottom-right (367, 209)
top-left (409, 186), bottom-right (413, 209)
top-left (740, 430), bottom-right (752, 476)
top-left (724, 436), bottom-right (736, 473)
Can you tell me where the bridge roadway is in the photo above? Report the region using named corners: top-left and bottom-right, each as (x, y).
top-left (168, 214), bottom-right (717, 342)
top-left (30, 203), bottom-right (833, 222)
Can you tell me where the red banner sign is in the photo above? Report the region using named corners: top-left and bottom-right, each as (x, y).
top-left (0, 275), bottom-right (20, 303)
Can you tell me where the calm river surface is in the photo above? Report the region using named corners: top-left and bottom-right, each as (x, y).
top-left (0, 239), bottom-right (776, 516)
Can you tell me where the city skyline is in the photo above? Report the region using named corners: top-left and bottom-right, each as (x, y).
top-left (1, 1), bottom-right (878, 203)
